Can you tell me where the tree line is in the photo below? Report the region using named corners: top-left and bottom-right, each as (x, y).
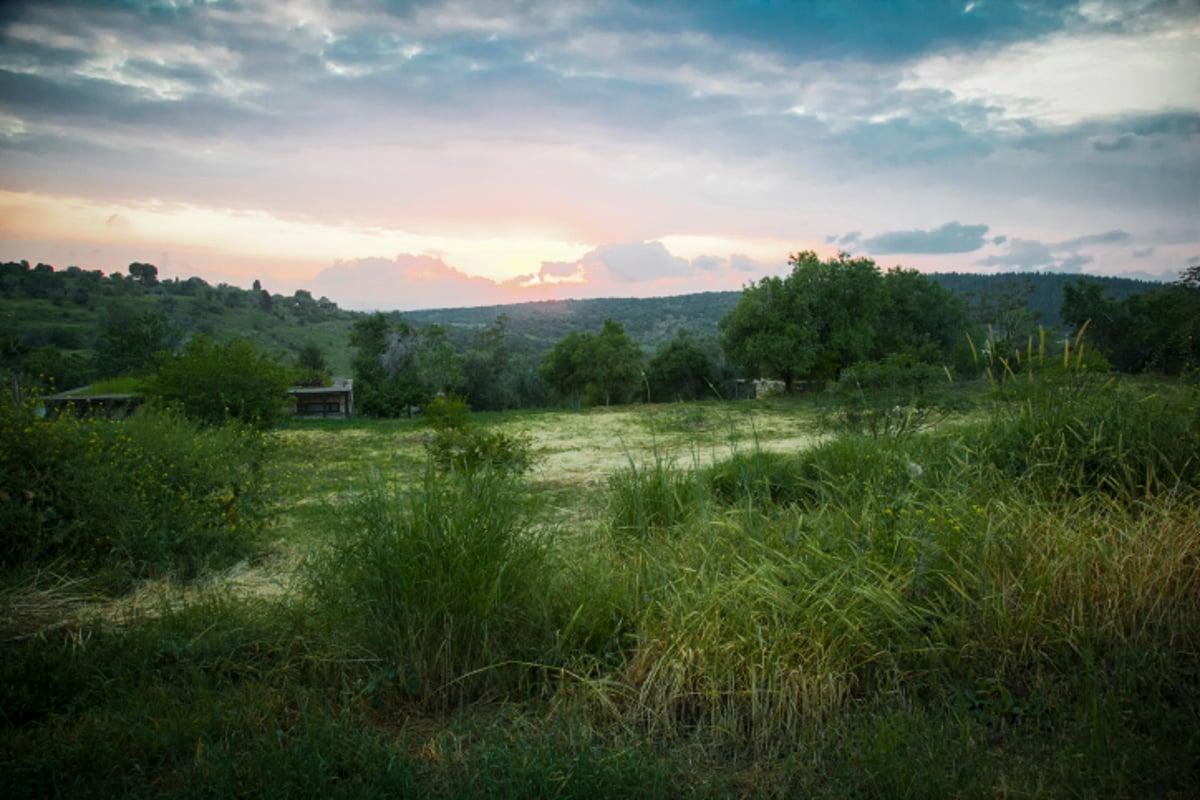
top-left (6, 255), bottom-right (1196, 419)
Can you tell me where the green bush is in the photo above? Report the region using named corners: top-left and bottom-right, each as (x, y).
top-left (822, 353), bottom-right (965, 439)
top-left (425, 393), bottom-right (535, 474)
top-left (0, 398), bottom-right (273, 580)
top-left (148, 335), bottom-right (292, 427)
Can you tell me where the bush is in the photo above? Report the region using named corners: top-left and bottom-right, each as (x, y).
top-left (148, 335), bottom-right (293, 427)
top-left (426, 393), bottom-right (535, 474)
top-left (0, 398), bottom-right (273, 581)
top-left (822, 353), bottom-right (964, 439)
top-left (969, 374), bottom-right (1200, 500)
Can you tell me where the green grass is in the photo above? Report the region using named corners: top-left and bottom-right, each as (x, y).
top-left (3, 374), bottom-right (1199, 797)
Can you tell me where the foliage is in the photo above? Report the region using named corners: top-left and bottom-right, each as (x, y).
top-left (720, 251), bottom-right (971, 388)
top-left (4, 379), bottom-right (1200, 797)
top-left (350, 313), bottom-right (464, 417)
top-left (426, 393), bottom-right (535, 474)
top-left (1062, 270), bottom-right (1200, 375)
top-left (459, 314), bottom-right (517, 411)
top-left (540, 319), bottom-right (643, 407)
top-left (822, 353), bottom-right (963, 438)
top-left (645, 332), bottom-right (720, 402)
top-left (148, 335), bottom-right (293, 427)
top-left (93, 308), bottom-right (181, 379)
top-left (0, 399), bottom-right (273, 581)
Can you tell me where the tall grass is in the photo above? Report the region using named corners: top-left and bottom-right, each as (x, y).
top-left (305, 464), bottom-right (560, 710)
top-left (4, 372), bottom-right (1199, 797)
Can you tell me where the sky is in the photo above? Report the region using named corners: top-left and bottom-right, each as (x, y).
top-left (0, 0), bottom-right (1197, 311)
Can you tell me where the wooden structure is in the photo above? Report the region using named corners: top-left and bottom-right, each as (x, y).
top-left (287, 378), bottom-right (354, 418)
top-left (40, 388), bottom-right (144, 418)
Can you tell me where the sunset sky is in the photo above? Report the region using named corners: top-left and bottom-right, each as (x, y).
top-left (1, 0), bottom-right (1197, 311)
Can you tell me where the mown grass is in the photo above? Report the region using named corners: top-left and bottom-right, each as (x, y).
top-left (3, 371), bottom-right (1199, 797)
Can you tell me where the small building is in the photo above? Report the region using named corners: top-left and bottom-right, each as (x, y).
top-left (287, 378), bottom-right (354, 418)
top-left (40, 387), bottom-right (144, 418)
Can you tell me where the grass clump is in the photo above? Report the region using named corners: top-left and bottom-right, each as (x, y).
top-left (305, 465), bottom-right (558, 710)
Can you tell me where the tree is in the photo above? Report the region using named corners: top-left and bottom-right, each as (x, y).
top-left (297, 341), bottom-right (328, 373)
top-left (350, 314), bottom-right (464, 416)
top-left (148, 335), bottom-right (292, 427)
top-left (789, 251), bottom-right (885, 380)
top-left (647, 332), bottom-right (719, 402)
top-left (967, 279), bottom-right (1039, 362)
top-left (877, 267), bottom-right (972, 363)
top-left (93, 309), bottom-right (181, 378)
top-left (539, 330), bottom-right (591, 409)
top-left (589, 319), bottom-right (643, 405)
top-left (539, 319), bottom-right (642, 407)
top-left (461, 315), bottom-right (514, 411)
top-left (720, 251), bottom-right (886, 387)
top-left (128, 262), bottom-right (159, 287)
top-left (719, 274), bottom-right (816, 389)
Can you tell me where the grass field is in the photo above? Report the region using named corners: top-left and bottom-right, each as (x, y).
top-left (3, 373), bottom-right (1198, 798)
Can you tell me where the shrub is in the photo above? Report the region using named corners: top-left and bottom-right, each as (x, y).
top-left (426, 393), bottom-right (535, 474)
top-left (148, 335), bottom-right (293, 427)
top-left (0, 397), bottom-right (273, 581)
top-left (969, 374), bottom-right (1199, 500)
top-left (822, 353), bottom-right (964, 439)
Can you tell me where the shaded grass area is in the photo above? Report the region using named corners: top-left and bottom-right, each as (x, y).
top-left (3, 375), bottom-right (1199, 797)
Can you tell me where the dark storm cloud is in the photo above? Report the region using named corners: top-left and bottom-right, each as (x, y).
top-left (863, 222), bottom-right (991, 255)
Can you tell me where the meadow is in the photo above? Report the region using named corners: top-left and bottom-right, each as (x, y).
top-left (2, 367), bottom-right (1198, 798)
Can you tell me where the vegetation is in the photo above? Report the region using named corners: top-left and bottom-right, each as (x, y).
top-left (3, 351), bottom-right (1198, 796)
top-left (148, 335), bottom-right (295, 428)
top-left (719, 251), bottom-right (973, 388)
top-left (539, 318), bottom-right (643, 407)
top-left (0, 398), bottom-right (272, 586)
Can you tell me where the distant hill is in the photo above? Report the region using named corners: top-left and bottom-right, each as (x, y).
top-left (404, 292), bottom-right (742, 354)
top-left (928, 272), bottom-right (1162, 330)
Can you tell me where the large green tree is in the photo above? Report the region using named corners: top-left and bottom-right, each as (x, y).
top-left (721, 251), bottom-right (973, 387)
top-left (540, 319), bottom-right (643, 407)
top-left (93, 309), bottom-right (181, 378)
top-left (350, 314), bottom-right (465, 416)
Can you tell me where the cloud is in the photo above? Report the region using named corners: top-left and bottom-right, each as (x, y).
top-left (975, 228), bottom-right (1132, 272)
top-left (1093, 134), bottom-right (1135, 152)
top-left (300, 242), bottom-right (787, 311)
top-left (1132, 247), bottom-right (1155, 258)
top-left (1058, 230), bottom-right (1130, 248)
top-left (579, 241), bottom-right (692, 283)
top-left (307, 255), bottom-right (504, 311)
top-left (976, 237), bottom-right (1056, 269)
top-left (862, 222), bottom-right (990, 254)
top-left (1057, 253), bottom-right (1093, 273)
